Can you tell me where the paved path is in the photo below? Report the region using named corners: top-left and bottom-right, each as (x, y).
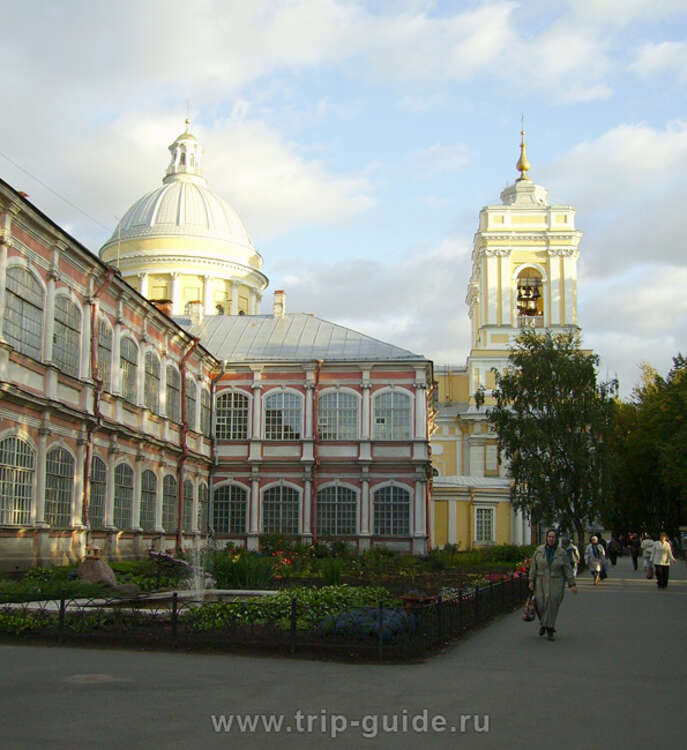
top-left (2, 555), bottom-right (686, 749)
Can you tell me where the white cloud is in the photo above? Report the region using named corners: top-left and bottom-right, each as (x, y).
top-left (630, 41), bottom-right (687, 81)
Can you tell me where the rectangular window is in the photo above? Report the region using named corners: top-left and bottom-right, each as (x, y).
top-left (475, 507), bottom-right (495, 544)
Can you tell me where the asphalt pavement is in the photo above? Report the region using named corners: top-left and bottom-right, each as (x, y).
top-left (2, 554), bottom-right (685, 750)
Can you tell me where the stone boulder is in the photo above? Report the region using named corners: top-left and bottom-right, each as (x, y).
top-left (78, 557), bottom-right (117, 587)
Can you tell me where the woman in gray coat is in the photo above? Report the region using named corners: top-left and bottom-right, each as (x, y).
top-left (529, 529), bottom-right (577, 640)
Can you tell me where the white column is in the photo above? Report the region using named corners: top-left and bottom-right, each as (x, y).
top-left (249, 288), bottom-right (257, 315)
top-left (303, 478), bottom-right (312, 536)
top-left (191, 478), bottom-right (199, 533)
top-left (80, 299), bottom-right (91, 380)
top-left (132, 461), bottom-right (142, 531)
top-left (361, 382), bottom-right (371, 440)
top-left (34, 426), bottom-right (50, 525)
top-left (203, 275), bottom-right (213, 316)
top-left (414, 383), bottom-right (427, 440)
top-left (360, 475), bottom-right (370, 535)
top-left (0, 238), bottom-right (8, 341)
top-left (500, 253), bottom-right (511, 327)
top-left (549, 254), bottom-right (561, 326)
top-left (171, 273), bottom-right (181, 315)
top-left (72, 437), bottom-right (86, 527)
top-left (304, 383), bottom-right (314, 439)
top-left (250, 476), bottom-right (260, 534)
top-left (563, 254), bottom-right (577, 325)
top-left (231, 281), bottom-right (239, 315)
top-left (138, 272), bottom-right (149, 299)
top-left (251, 373), bottom-right (262, 438)
top-left (414, 479), bottom-right (426, 538)
top-left (154, 469), bottom-right (164, 532)
top-left (112, 324), bottom-right (122, 396)
top-left (105, 448), bottom-right (117, 528)
top-left (486, 254), bottom-right (498, 326)
top-left (448, 500), bottom-right (457, 545)
top-left (159, 356), bottom-right (168, 417)
top-left (44, 274), bottom-right (56, 363)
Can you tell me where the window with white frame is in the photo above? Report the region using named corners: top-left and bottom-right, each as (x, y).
top-left (262, 485), bottom-right (299, 535)
top-left (182, 480), bottom-right (194, 532)
top-left (0, 436), bottom-right (35, 526)
top-left (373, 485), bottom-right (411, 536)
top-left (4, 267), bottom-right (44, 360)
top-left (215, 391), bottom-right (249, 440)
top-left (317, 486), bottom-right (357, 536)
top-left (162, 475), bottom-right (177, 533)
top-left (120, 336), bottom-right (138, 404)
top-left (89, 456), bottom-right (106, 528)
top-left (97, 320), bottom-right (112, 392)
top-left (53, 296), bottom-right (80, 377)
top-left (475, 506), bottom-right (495, 544)
top-left (318, 392), bottom-right (359, 440)
top-left (45, 447), bottom-right (74, 527)
top-left (213, 484), bottom-right (248, 534)
top-left (113, 463), bottom-right (134, 529)
top-left (264, 391), bottom-right (302, 440)
top-left (185, 377), bottom-right (196, 429)
top-left (198, 483), bottom-right (209, 533)
top-left (140, 470), bottom-right (156, 531)
top-left (166, 366), bottom-right (181, 422)
top-left (373, 390), bottom-right (412, 440)
top-left (144, 352), bottom-right (160, 412)
top-left (200, 389), bottom-right (211, 437)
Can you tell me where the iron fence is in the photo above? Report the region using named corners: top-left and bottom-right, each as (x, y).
top-left (0, 574), bottom-right (529, 662)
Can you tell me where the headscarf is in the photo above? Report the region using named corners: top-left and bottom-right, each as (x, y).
top-left (545, 528), bottom-right (558, 565)
top-left (590, 535), bottom-right (600, 558)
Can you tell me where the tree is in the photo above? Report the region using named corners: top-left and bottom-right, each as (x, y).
top-left (604, 356), bottom-right (687, 536)
top-left (475, 330), bottom-right (617, 549)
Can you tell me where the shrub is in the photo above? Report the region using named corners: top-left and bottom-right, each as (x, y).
top-left (320, 557), bottom-right (344, 586)
top-left (206, 550), bottom-right (275, 589)
top-left (0, 609), bottom-right (51, 634)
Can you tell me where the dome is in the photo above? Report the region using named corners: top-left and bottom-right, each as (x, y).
top-left (99, 124), bottom-right (263, 273)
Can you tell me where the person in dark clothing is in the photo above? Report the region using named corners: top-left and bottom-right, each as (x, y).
top-left (607, 537), bottom-right (621, 565)
top-left (629, 533), bottom-right (641, 570)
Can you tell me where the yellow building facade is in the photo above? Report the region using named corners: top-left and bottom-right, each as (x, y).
top-left (431, 134), bottom-right (583, 549)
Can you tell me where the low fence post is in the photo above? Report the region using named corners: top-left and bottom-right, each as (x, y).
top-left (171, 592), bottom-right (178, 646)
top-left (436, 596), bottom-right (443, 647)
top-left (377, 601), bottom-right (384, 663)
top-left (58, 589), bottom-right (66, 643)
top-left (290, 596), bottom-right (297, 654)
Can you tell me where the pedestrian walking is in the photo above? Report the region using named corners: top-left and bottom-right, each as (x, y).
top-left (629, 533), bottom-right (641, 571)
top-left (565, 538), bottom-right (580, 578)
top-left (640, 533), bottom-right (655, 578)
top-left (528, 529), bottom-right (577, 641)
top-left (607, 537), bottom-right (621, 565)
top-left (651, 532), bottom-right (677, 589)
top-left (585, 535), bottom-right (606, 586)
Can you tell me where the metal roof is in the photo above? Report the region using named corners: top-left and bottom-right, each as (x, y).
top-left (175, 313), bottom-right (427, 363)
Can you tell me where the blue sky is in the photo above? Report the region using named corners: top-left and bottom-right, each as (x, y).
top-left (1, 0), bottom-right (686, 396)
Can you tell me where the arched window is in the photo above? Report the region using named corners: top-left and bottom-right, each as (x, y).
top-left (185, 377), bottom-right (196, 428)
top-left (317, 486), bottom-right (357, 536)
top-left (213, 484), bottom-right (248, 534)
top-left (200, 389), bottom-right (211, 436)
top-left (45, 447), bottom-right (74, 527)
top-left (264, 391), bottom-right (302, 440)
top-left (373, 390), bottom-right (412, 440)
top-left (318, 392), bottom-right (359, 440)
top-left (89, 456), bottom-right (106, 528)
top-left (182, 480), bottom-right (194, 532)
top-left (140, 470), bottom-right (157, 531)
top-left (113, 463), bottom-right (134, 529)
top-left (262, 486), bottom-right (299, 535)
top-left (166, 366), bottom-right (181, 422)
top-left (4, 267), bottom-right (44, 360)
top-left (144, 352), bottom-right (160, 412)
top-left (53, 296), bottom-right (80, 377)
top-left (516, 269), bottom-right (543, 328)
top-left (198, 483), bottom-right (209, 533)
top-left (97, 320), bottom-right (113, 392)
top-left (215, 391), bottom-right (248, 440)
top-left (120, 336), bottom-right (138, 403)
top-left (162, 475), bottom-right (177, 533)
top-left (0, 436), bottom-right (35, 525)
top-left (373, 486), bottom-right (411, 537)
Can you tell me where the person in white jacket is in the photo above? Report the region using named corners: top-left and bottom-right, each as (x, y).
top-left (640, 533), bottom-right (655, 577)
top-left (651, 532), bottom-right (677, 589)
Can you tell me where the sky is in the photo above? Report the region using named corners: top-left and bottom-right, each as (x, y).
top-left (1, 0), bottom-right (686, 398)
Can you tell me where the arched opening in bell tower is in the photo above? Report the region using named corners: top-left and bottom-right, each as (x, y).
top-left (515, 269), bottom-right (543, 329)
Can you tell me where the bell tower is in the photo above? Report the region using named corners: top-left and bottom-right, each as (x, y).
top-left (466, 130), bottom-right (583, 398)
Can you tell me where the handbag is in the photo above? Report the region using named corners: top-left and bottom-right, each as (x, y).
top-left (522, 594), bottom-right (536, 622)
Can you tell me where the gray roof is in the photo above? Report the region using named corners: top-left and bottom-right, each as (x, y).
top-left (175, 313), bottom-right (427, 363)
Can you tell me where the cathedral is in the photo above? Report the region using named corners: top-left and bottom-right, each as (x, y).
top-left (0, 124), bottom-right (583, 569)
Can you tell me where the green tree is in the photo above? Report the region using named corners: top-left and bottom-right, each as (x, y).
top-left (475, 330), bottom-right (617, 549)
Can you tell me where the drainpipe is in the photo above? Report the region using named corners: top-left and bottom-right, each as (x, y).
top-left (82, 267), bottom-right (116, 533)
top-left (176, 336), bottom-right (200, 554)
top-left (310, 360), bottom-right (323, 544)
top-left (207, 364), bottom-right (225, 537)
